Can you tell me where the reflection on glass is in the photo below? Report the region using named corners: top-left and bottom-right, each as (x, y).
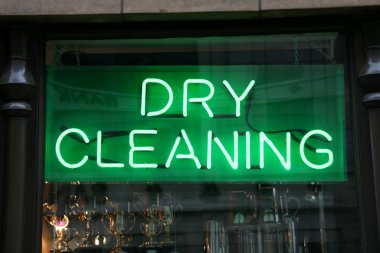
top-left (43, 203), bottom-right (71, 252)
top-left (102, 197), bottom-right (135, 252)
top-left (77, 196), bottom-right (97, 248)
top-left (42, 32), bottom-right (359, 253)
top-left (42, 181), bottom-right (359, 253)
top-left (158, 193), bottom-right (182, 245)
top-left (140, 204), bottom-right (162, 248)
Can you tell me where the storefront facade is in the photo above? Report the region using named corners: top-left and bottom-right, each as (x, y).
top-left (1, 2), bottom-right (380, 253)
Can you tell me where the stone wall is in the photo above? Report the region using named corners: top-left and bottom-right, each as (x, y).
top-left (0, 0), bottom-right (379, 21)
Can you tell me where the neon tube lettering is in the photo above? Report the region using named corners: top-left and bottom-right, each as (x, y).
top-left (222, 80), bottom-right (255, 117)
top-left (260, 132), bottom-right (291, 170)
top-left (246, 131), bottom-right (251, 169)
top-left (207, 131), bottom-right (213, 169)
top-left (97, 131), bottom-right (125, 168)
top-left (213, 131), bottom-right (239, 170)
top-left (183, 79), bottom-right (215, 118)
top-left (300, 130), bottom-right (333, 169)
top-left (55, 128), bottom-right (89, 169)
top-left (165, 129), bottom-right (201, 168)
top-left (141, 78), bottom-right (173, 117)
top-left (129, 129), bottom-right (158, 168)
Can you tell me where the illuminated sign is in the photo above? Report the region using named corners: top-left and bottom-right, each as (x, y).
top-left (45, 65), bottom-right (345, 182)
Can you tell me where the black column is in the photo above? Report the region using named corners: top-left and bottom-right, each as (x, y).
top-left (0, 31), bottom-right (35, 253)
top-left (358, 21), bottom-right (380, 250)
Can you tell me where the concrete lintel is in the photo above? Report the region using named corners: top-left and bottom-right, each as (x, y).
top-left (261, 0), bottom-right (380, 11)
top-left (123, 0), bottom-right (259, 14)
top-left (0, 0), bottom-right (122, 16)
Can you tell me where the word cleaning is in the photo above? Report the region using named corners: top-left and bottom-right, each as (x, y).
top-left (55, 78), bottom-right (334, 172)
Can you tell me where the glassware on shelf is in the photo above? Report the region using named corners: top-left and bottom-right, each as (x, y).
top-left (43, 203), bottom-right (72, 252)
top-left (140, 204), bottom-right (162, 248)
top-left (102, 197), bottom-right (136, 253)
top-left (228, 191), bottom-right (257, 226)
top-left (66, 195), bottom-right (85, 250)
top-left (257, 185), bottom-right (281, 224)
top-left (158, 193), bottom-right (182, 245)
top-left (204, 220), bottom-right (229, 253)
top-left (280, 189), bottom-right (300, 253)
top-left (255, 185), bottom-right (301, 253)
top-left (78, 196), bottom-right (98, 248)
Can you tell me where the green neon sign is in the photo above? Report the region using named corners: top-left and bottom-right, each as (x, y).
top-left (45, 65), bottom-right (346, 182)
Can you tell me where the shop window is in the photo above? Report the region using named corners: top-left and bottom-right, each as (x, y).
top-left (42, 33), bottom-right (359, 253)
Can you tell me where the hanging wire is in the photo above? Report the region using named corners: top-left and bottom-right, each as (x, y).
top-left (293, 34), bottom-right (299, 65)
top-left (51, 42), bottom-right (81, 66)
top-left (244, 88), bottom-right (325, 153)
top-left (74, 41), bottom-right (81, 66)
top-left (52, 46), bottom-right (60, 66)
top-left (52, 46), bottom-right (65, 66)
top-left (243, 33), bottom-right (335, 152)
top-left (301, 34), bottom-right (336, 64)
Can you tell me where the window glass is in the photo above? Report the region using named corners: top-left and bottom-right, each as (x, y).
top-left (43, 33), bottom-right (360, 253)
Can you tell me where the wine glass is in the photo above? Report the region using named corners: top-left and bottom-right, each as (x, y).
top-left (158, 193), bottom-right (182, 245)
top-left (102, 197), bottom-right (136, 253)
top-left (140, 204), bottom-right (162, 248)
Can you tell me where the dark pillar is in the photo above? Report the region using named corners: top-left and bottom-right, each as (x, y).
top-left (0, 31), bottom-right (35, 253)
top-left (358, 21), bottom-right (380, 250)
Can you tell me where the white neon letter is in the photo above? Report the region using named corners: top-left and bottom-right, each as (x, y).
top-left (213, 131), bottom-right (239, 170)
top-left (207, 131), bottom-right (213, 169)
top-left (222, 80), bottom-right (255, 117)
top-left (300, 130), bottom-right (333, 170)
top-left (246, 131), bottom-right (251, 169)
top-left (165, 129), bottom-right (201, 169)
top-left (141, 78), bottom-right (173, 117)
top-left (129, 129), bottom-right (158, 168)
top-left (97, 131), bottom-right (125, 168)
top-left (260, 132), bottom-right (291, 170)
top-left (183, 79), bottom-right (215, 118)
top-left (55, 128), bottom-right (89, 169)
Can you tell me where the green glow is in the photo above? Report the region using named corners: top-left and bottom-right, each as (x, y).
top-left (222, 80), bottom-right (255, 117)
top-left (246, 131), bottom-right (251, 169)
top-left (129, 129), bottom-right (158, 168)
top-left (260, 132), bottom-right (291, 170)
top-left (45, 65), bottom-right (346, 182)
top-left (55, 128), bottom-right (89, 169)
top-left (300, 130), bottom-right (333, 169)
top-left (183, 79), bottom-right (214, 118)
top-left (97, 131), bottom-right (125, 168)
top-left (213, 131), bottom-right (239, 170)
top-left (165, 129), bottom-right (201, 169)
top-left (141, 78), bottom-right (173, 117)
